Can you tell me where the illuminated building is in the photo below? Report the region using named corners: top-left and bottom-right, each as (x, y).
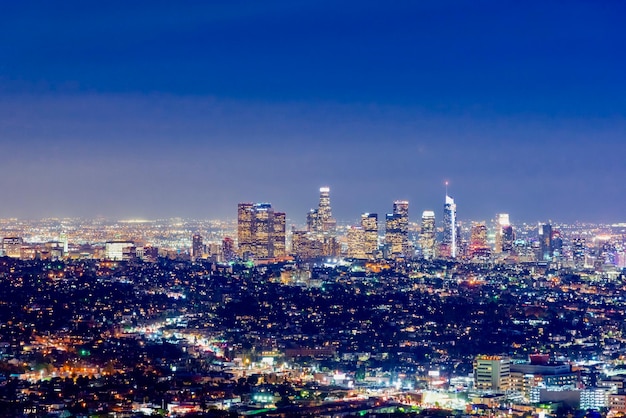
top-left (237, 203), bottom-right (286, 259)
top-left (419, 211), bottom-right (436, 259)
top-left (251, 203), bottom-right (272, 258)
top-left (222, 237), bottom-right (235, 262)
top-left (104, 241), bottom-right (135, 261)
top-left (272, 212), bottom-right (286, 257)
top-left (2, 237), bottom-right (23, 258)
top-left (442, 194), bottom-right (457, 258)
top-left (306, 209), bottom-right (318, 232)
top-left (318, 187), bottom-right (335, 232)
top-left (307, 187), bottom-right (336, 233)
top-left (469, 223), bottom-right (489, 258)
top-left (473, 355), bottom-right (511, 392)
top-left (361, 213), bottom-right (379, 259)
top-left (346, 226), bottom-right (366, 259)
top-left (494, 213), bottom-right (514, 254)
top-left (191, 234), bottom-right (203, 260)
top-left (572, 238), bottom-right (585, 268)
top-left (385, 200), bottom-right (409, 257)
top-left (237, 203), bottom-right (254, 257)
top-left (509, 355), bottom-right (578, 400)
top-left (539, 223), bottom-right (553, 261)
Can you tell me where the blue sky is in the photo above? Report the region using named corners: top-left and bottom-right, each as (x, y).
top-left (1, 1), bottom-right (625, 223)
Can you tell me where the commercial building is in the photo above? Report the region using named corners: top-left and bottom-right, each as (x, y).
top-left (473, 355), bottom-right (511, 392)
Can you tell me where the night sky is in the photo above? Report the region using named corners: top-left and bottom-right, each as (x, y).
top-left (1, 1), bottom-right (625, 223)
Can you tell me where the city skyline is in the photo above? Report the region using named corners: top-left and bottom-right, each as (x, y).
top-left (1, 1), bottom-right (625, 222)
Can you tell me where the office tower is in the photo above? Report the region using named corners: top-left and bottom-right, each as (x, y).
top-left (469, 222), bottom-right (489, 257)
top-left (306, 209), bottom-right (319, 232)
top-left (573, 237), bottom-right (586, 268)
top-left (191, 234), bottom-right (204, 260)
top-left (473, 355), bottom-right (511, 392)
top-left (551, 229), bottom-right (563, 260)
top-left (494, 213), bottom-right (514, 254)
top-left (307, 187), bottom-right (336, 233)
top-left (272, 212), bottom-right (286, 257)
top-left (385, 200), bottom-right (409, 257)
top-left (385, 213), bottom-right (402, 257)
top-left (347, 226), bottom-right (366, 259)
top-left (222, 237), bottom-right (235, 262)
top-left (252, 203), bottom-right (272, 258)
top-left (442, 194), bottom-right (457, 258)
top-left (237, 202), bottom-right (286, 259)
top-left (538, 223), bottom-right (553, 261)
top-left (238, 203), bottom-right (255, 257)
top-left (318, 187), bottom-right (333, 230)
top-left (420, 211), bottom-right (436, 259)
top-left (361, 213), bottom-right (378, 259)
top-left (2, 237), bottom-right (23, 258)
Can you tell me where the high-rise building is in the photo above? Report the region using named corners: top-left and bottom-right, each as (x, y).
top-left (237, 202), bottom-right (286, 259)
top-left (469, 223), bottom-right (489, 258)
top-left (361, 213), bottom-right (378, 259)
top-left (420, 211), bottom-right (436, 259)
top-left (539, 223), bottom-right (553, 261)
top-left (442, 195), bottom-right (457, 258)
top-left (347, 226), bottom-right (366, 259)
top-left (573, 237), bottom-right (586, 268)
top-left (385, 213), bottom-right (402, 256)
top-left (251, 203), bottom-right (272, 258)
top-left (272, 212), bottom-right (286, 257)
top-left (473, 355), bottom-right (511, 392)
top-left (222, 237), bottom-right (235, 262)
top-left (191, 234), bottom-right (204, 260)
top-left (494, 214), bottom-right (514, 254)
top-left (385, 200), bottom-right (409, 257)
top-left (237, 203), bottom-right (255, 257)
top-left (307, 187), bottom-right (336, 233)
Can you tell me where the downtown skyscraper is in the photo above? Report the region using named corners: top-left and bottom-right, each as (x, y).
top-left (442, 194), bottom-right (458, 258)
top-left (307, 187), bottom-right (336, 233)
top-left (237, 203), bottom-right (286, 259)
top-left (420, 211), bottom-right (436, 259)
top-left (385, 200), bottom-right (410, 258)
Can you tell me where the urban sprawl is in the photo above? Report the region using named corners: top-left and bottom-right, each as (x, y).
top-left (1, 188), bottom-right (625, 418)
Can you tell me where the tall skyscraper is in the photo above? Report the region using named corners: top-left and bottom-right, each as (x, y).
top-left (385, 200), bottom-right (409, 257)
top-left (237, 202), bottom-right (286, 259)
top-left (346, 226), bottom-right (366, 259)
top-left (361, 213), bottom-right (379, 259)
top-left (538, 223), bottom-right (553, 261)
top-left (469, 223), bottom-right (489, 257)
top-left (573, 237), bottom-right (586, 268)
top-left (237, 203), bottom-right (254, 257)
top-left (191, 234), bottom-right (204, 260)
top-left (420, 211), bottom-right (436, 259)
top-left (494, 213), bottom-right (514, 254)
top-left (272, 212), bottom-right (286, 257)
top-left (308, 187), bottom-right (336, 233)
top-left (222, 237), bottom-right (235, 262)
top-left (442, 194), bottom-right (457, 258)
top-left (318, 187), bottom-right (333, 231)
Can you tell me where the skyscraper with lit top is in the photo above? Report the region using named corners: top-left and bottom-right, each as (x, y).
top-left (307, 187), bottom-right (336, 233)
top-left (442, 194), bottom-right (457, 258)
